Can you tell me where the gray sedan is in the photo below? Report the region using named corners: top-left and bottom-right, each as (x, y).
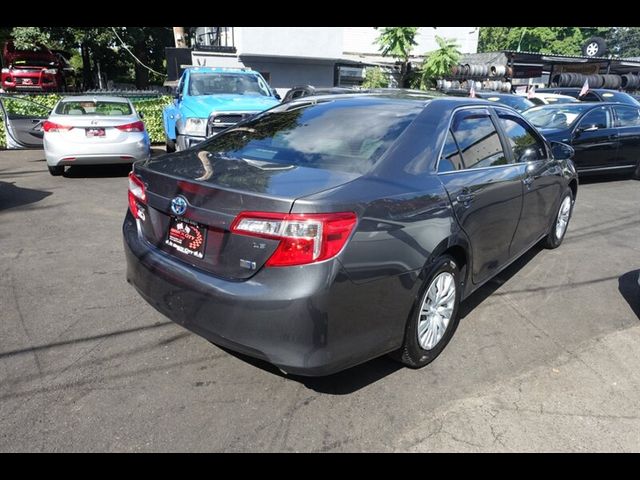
top-left (44, 96), bottom-right (150, 176)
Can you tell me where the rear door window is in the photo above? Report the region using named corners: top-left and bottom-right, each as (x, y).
top-left (450, 109), bottom-right (508, 169)
top-left (613, 105), bottom-right (640, 127)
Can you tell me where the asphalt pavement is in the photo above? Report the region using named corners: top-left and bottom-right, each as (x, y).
top-left (1, 149), bottom-right (639, 452)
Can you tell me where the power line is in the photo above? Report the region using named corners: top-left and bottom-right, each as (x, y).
top-left (110, 27), bottom-right (166, 78)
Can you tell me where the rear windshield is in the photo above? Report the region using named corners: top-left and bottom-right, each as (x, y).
top-left (54, 100), bottom-right (132, 116)
top-left (199, 98), bottom-right (422, 174)
top-left (482, 95), bottom-right (535, 112)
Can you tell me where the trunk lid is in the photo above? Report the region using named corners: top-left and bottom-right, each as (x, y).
top-left (134, 150), bottom-right (359, 279)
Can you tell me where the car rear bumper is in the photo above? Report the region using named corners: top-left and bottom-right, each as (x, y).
top-left (44, 133), bottom-right (150, 166)
top-left (123, 212), bottom-right (408, 376)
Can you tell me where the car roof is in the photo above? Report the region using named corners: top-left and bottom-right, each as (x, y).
top-left (525, 101), bottom-right (628, 109)
top-left (537, 87), bottom-right (627, 94)
top-left (58, 95), bottom-right (132, 103)
top-left (284, 92), bottom-right (497, 108)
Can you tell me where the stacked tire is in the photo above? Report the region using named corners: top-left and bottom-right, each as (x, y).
top-left (552, 72), bottom-right (623, 89)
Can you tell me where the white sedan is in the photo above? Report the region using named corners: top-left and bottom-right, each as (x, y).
top-left (44, 96), bottom-right (150, 176)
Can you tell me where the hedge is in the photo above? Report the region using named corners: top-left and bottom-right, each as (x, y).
top-left (0, 94), bottom-right (172, 149)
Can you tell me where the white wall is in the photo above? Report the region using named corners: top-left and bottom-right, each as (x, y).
top-left (343, 27), bottom-right (479, 55)
top-left (239, 27), bottom-right (343, 59)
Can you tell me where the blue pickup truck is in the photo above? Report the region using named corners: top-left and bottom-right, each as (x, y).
top-left (163, 67), bottom-right (281, 151)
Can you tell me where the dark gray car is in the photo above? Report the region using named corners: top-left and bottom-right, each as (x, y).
top-left (123, 93), bottom-right (578, 376)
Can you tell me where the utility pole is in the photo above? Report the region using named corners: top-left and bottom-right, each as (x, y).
top-left (173, 27), bottom-right (187, 48)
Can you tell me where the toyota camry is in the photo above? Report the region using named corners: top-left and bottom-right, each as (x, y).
top-left (123, 93), bottom-right (578, 376)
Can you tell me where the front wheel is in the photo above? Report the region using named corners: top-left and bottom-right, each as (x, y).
top-left (543, 189), bottom-right (574, 249)
top-left (392, 255), bottom-right (462, 369)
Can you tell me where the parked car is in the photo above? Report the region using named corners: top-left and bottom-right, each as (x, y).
top-left (523, 102), bottom-right (640, 177)
top-left (124, 94), bottom-right (578, 376)
top-left (519, 92), bottom-right (579, 106)
top-left (162, 67), bottom-right (281, 152)
top-left (281, 85), bottom-right (360, 103)
top-left (445, 90), bottom-right (535, 112)
top-left (44, 96), bottom-right (150, 176)
top-left (1, 41), bottom-right (77, 92)
top-left (536, 87), bottom-right (640, 106)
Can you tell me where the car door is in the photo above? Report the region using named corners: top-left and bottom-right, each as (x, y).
top-left (0, 95), bottom-right (50, 148)
top-left (570, 105), bottom-right (618, 171)
top-left (437, 107), bottom-right (524, 286)
top-left (611, 104), bottom-right (640, 169)
top-left (494, 107), bottom-right (562, 255)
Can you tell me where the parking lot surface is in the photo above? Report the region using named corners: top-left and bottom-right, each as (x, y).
top-left (1, 149), bottom-right (639, 452)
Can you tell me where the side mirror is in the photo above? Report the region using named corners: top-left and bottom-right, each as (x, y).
top-left (138, 111), bottom-right (144, 119)
top-left (550, 141), bottom-right (574, 161)
top-left (272, 90), bottom-right (281, 100)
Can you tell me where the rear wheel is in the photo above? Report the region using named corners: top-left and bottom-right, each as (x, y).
top-left (392, 255), bottom-right (462, 369)
top-left (48, 165), bottom-right (64, 176)
top-left (543, 189), bottom-right (574, 249)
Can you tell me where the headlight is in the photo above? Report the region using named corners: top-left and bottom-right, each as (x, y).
top-left (183, 118), bottom-right (206, 136)
top-left (43, 68), bottom-right (58, 75)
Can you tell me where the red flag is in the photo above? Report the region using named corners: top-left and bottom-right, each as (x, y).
top-left (469, 82), bottom-right (476, 98)
top-left (527, 85), bottom-right (536, 99)
top-left (579, 78), bottom-right (589, 97)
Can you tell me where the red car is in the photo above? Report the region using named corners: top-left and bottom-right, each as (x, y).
top-left (1, 41), bottom-right (77, 92)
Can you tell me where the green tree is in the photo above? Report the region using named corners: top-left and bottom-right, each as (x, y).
top-left (375, 27), bottom-right (419, 87)
top-left (6, 27), bottom-right (172, 89)
top-left (478, 27), bottom-right (612, 55)
top-left (417, 36), bottom-right (461, 89)
top-left (362, 67), bottom-right (390, 88)
top-left (607, 27), bottom-right (640, 57)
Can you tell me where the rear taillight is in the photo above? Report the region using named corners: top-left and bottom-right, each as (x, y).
top-left (116, 121), bottom-right (145, 133)
top-left (42, 121), bottom-right (73, 132)
top-left (128, 172), bottom-right (146, 220)
top-left (231, 211), bottom-right (357, 267)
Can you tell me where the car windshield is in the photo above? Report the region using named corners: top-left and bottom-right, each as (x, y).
top-left (188, 73), bottom-right (271, 97)
top-left (523, 104), bottom-right (592, 129)
top-left (54, 100), bottom-right (132, 116)
top-left (483, 95), bottom-right (535, 112)
top-left (199, 98), bottom-right (422, 174)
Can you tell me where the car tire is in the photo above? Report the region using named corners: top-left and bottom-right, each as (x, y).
top-left (48, 165), bottom-right (64, 176)
top-left (392, 255), bottom-right (462, 369)
top-left (165, 135), bottom-right (176, 153)
top-left (582, 37), bottom-right (607, 57)
top-left (632, 161), bottom-right (640, 180)
top-left (543, 189), bottom-right (574, 249)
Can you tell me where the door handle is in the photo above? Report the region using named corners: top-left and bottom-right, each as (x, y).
top-left (456, 192), bottom-right (474, 204)
top-left (608, 134), bottom-right (619, 140)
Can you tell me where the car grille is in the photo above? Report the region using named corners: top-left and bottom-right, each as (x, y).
top-left (206, 112), bottom-right (258, 137)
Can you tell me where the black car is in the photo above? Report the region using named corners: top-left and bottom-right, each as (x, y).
top-left (524, 102), bottom-right (640, 177)
top-left (124, 94), bottom-right (578, 376)
top-left (444, 90), bottom-right (535, 112)
top-left (536, 87), bottom-right (640, 106)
